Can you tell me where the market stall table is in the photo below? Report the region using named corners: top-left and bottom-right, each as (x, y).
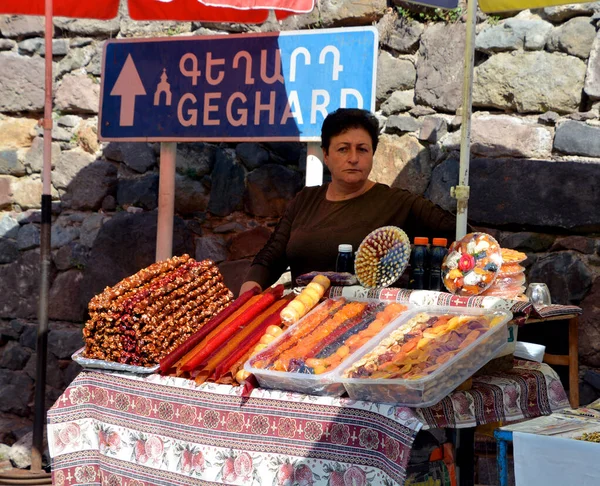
top-left (47, 360), bottom-right (568, 485)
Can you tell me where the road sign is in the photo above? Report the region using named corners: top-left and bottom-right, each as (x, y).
top-left (99, 27), bottom-right (378, 142)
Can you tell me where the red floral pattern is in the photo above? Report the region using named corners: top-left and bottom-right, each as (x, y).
top-left (304, 421), bottom-right (323, 441)
top-left (202, 409), bottom-right (220, 429)
top-left (114, 393), bottom-right (130, 411)
top-left (331, 423), bottom-right (350, 445)
top-left (226, 411), bottom-right (245, 433)
top-left (277, 417), bottom-right (297, 438)
top-left (251, 415), bottom-right (270, 435)
top-left (179, 404), bottom-right (197, 425)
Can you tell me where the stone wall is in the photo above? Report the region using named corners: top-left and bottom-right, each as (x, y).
top-left (1, 1), bottom-right (600, 439)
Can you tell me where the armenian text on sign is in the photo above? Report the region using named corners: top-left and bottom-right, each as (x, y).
top-left (99, 27), bottom-right (378, 142)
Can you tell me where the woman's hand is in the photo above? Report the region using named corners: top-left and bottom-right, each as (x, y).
top-left (239, 281), bottom-right (262, 296)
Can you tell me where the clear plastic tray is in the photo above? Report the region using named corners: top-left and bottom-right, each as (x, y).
top-left (337, 306), bottom-right (511, 407)
top-left (71, 347), bottom-right (160, 374)
top-left (244, 298), bottom-right (413, 396)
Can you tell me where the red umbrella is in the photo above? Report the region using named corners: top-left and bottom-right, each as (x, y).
top-left (0, 0), bottom-right (314, 481)
top-left (2, 0), bottom-right (313, 20)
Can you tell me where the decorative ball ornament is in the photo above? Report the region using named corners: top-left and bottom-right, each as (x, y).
top-left (354, 226), bottom-right (411, 288)
top-left (442, 232), bottom-right (502, 296)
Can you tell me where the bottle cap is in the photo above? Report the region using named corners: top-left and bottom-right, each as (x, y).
top-left (414, 237), bottom-right (429, 245)
top-left (432, 238), bottom-right (448, 247)
top-left (338, 244), bottom-right (353, 252)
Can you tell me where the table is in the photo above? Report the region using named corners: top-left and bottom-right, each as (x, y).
top-left (47, 361), bottom-right (568, 486)
top-left (495, 407), bottom-right (600, 486)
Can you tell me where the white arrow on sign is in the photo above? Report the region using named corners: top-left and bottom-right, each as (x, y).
top-left (110, 54), bottom-right (146, 127)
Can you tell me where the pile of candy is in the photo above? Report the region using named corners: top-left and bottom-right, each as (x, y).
top-left (355, 226), bottom-right (411, 288)
top-left (442, 233), bottom-right (502, 296)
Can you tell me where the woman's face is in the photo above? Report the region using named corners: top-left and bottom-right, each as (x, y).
top-left (323, 127), bottom-right (374, 187)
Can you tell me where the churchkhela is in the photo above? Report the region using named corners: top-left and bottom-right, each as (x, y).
top-left (83, 255), bottom-right (233, 367)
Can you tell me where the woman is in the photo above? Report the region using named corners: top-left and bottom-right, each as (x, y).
top-left (240, 108), bottom-right (456, 294)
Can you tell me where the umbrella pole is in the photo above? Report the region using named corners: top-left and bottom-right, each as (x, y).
top-left (156, 142), bottom-right (177, 262)
top-left (454, 0), bottom-right (478, 241)
top-left (31, 0), bottom-right (54, 473)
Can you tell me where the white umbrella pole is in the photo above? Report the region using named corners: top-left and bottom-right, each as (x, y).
top-left (454, 0), bottom-right (478, 240)
top-left (156, 142), bottom-right (177, 261)
top-left (32, 0), bottom-right (54, 473)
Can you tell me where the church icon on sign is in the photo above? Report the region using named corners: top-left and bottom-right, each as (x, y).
top-left (154, 68), bottom-right (172, 106)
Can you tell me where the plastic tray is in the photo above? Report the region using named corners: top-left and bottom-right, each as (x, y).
top-left (71, 347), bottom-right (160, 374)
top-left (337, 306), bottom-right (511, 407)
top-left (244, 297), bottom-right (413, 396)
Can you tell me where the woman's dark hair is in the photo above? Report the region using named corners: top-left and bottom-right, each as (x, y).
top-left (320, 108), bottom-right (379, 153)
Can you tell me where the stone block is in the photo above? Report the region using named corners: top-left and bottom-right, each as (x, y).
top-left (372, 133), bottom-right (432, 195)
top-left (245, 164), bottom-right (302, 217)
top-left (68, 160), bottom-right (118, 211)
top-left (0, 239), bottom-right (19, 264)
top-left (0, 16), bottom-right (45, 38)
top-left (117, 174), bottom-right (159, 210)
top-left (236, 143), bottom-right (270, 170)
top-left (79, 212), bottom-right (194, 306)
top-left (47, 324), bottom-right (85, 358)
top-left (381, 90), bottom-right (415, 116)
top-left (24, 137), bottom-right (61, 173)
top-left (229, 227), bottom-right (271, 260)
top-left (0, 214), bottom-right (19, 238)
top-left (415, 23), bottom-right (466, 113)
top-left (55, 73), bottom-right (100, 114)
top-left (11, 176), bottom-right (46, 210)
top-left (0, 116), bottom-right (37, 149)
top-left (53, 17), bottom-right (121, 36)
top-left (426, 157), bottom-right (600, 230)
top-left (53, 241), bottom-right (88, 270)
top-left (471, 115), bottom-right (553, 158)
top-left (547, 17), bottom-right (596, 59)
top-left (0, 149), bottom-right (25, 176)
top-left (418, 116), bottom-right (447, 143)
top-left (175, 174), bottom-right (209, 215)
top-left (554, 120), bottom-right (600, 157)
top-left (376, 51), bottom-right (416, 101)
top-left (208, 149), bottom-right (246, 217)
top-left (584, 31), bottom-right (600, 100)
top-left (379, 17), bottom-right (423, 54)
top-left (48, 270), bottom-right (86, 322)
top-left (195, 235), bottom-right (228, 264)
top-left (16, 224), bottom-right (40, 251)
top-left (529, 251), bottom-right (593, 304)
top-left (51, 224), bottom-right (79, 249)
top-left (473, 51), bottom-right (586, 114)
top-left (0, 53), bottom-right (47, 113)
top-left (218, 259), bottom-right (252, 297)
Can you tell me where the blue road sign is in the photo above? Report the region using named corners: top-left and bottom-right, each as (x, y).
top-left (99, 27), bottom-right (378, 142)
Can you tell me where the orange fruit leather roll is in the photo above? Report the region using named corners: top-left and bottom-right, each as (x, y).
top-left (175, 294), bottom-right (262, 373)
top-left (192, 299), bottom-right (288, 383)
top-left (258, 298), bottom-right (345, 369)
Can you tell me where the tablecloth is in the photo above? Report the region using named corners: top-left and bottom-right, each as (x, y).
top-left (47, 360), bottom-right (567, 486)
top-left (328, 287), bottom-right (582, 324)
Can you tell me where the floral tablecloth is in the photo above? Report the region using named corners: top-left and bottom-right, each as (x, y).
top-left (48, 360), bottom-right (567, 486)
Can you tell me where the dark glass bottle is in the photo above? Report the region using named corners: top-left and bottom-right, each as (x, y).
top-left (408, 237), bottom-right (430, 290)
top-left (428, 238), bottom-right (448, 291)
top-left (336, 244), bottom-right (354, 273)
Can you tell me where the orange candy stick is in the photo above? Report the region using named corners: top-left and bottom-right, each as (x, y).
top-left (175, 293), bottom-right (262, 373)
top-left (187, 299), bottom-right (288, 376)
top-left (160, 287), bottom-right (259, 373)
top-left (180, 285), bottom-right (284, 372)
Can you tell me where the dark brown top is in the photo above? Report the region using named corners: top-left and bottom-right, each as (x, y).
top-left (245, 183), bottom-right (457, 288)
